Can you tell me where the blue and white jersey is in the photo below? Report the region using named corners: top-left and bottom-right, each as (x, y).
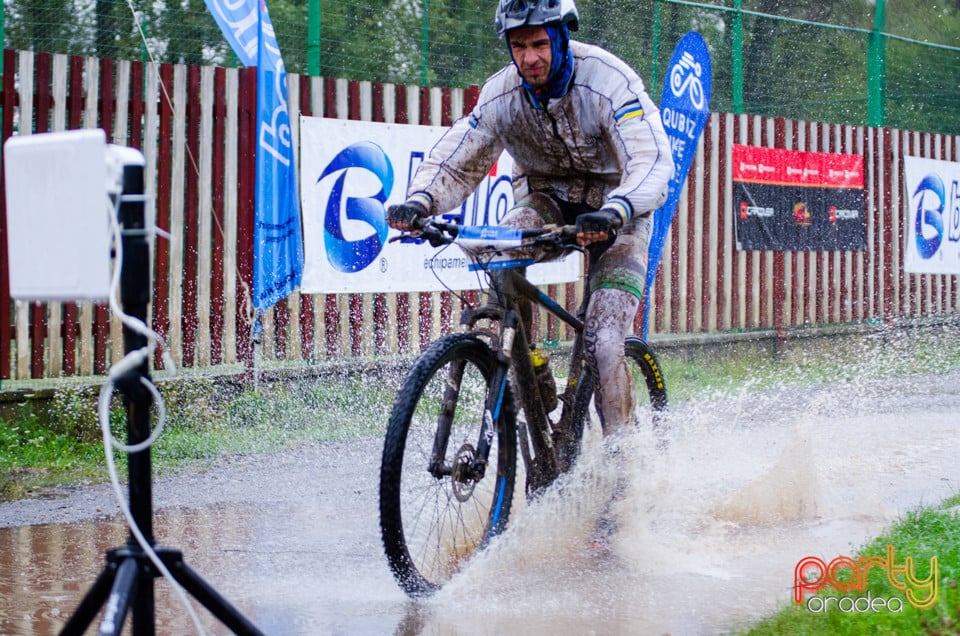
top-left (409, 40), bottom-right (674, 221)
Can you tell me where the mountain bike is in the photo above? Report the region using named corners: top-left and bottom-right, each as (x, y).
top-left (378, 219), bottom-right (668, 597)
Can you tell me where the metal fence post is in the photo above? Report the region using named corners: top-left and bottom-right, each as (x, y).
top-left (651, 0), bottom-right (661, 93)
top-left (308, 0), bottom-right (320, 76)
top-left (732, 0), bottom-right (743, 114)
top-left (421, 0), bottom-right (429, 86)
top-left (867, 0), bottom-right (886, 127)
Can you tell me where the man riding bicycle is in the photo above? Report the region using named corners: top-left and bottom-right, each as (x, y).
top-left (387, 0), bottom-right (674, 539)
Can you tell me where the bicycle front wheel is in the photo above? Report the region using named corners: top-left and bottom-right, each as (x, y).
top-left (379, 333), bottom-right (517, 597)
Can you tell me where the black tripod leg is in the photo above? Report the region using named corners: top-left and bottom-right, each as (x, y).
top-left (59, 563), bottom-right (118, 636)
top-left (169, 560), bottom-right (264, 636)
top-left (95, 557), bottom-right (140, 636)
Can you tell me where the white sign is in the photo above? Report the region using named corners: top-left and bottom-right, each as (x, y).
top-left (903, 155), bottom-right (960, 274)
top-left (299, 116), bottom-right (580, 293)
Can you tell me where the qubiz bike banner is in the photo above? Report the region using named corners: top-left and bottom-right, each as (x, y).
top-left (903, 156), bottom-right (960, 274)
top-left (299, 117), bottom-right (579, 293)
top-left (733, 145), bottom-right (866, 251)
top-left (642, 30), bottom-right (712, 339)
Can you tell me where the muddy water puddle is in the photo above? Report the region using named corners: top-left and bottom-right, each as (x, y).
top-left (2, 372), bottom-right (959, 635)
top-left (0, 507), bottom-right (267, 635)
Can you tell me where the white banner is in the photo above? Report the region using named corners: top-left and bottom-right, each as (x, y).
top-left (299, 116), bottom-right (580, 293)
top-left (903, 155), bottom-right (960, 274)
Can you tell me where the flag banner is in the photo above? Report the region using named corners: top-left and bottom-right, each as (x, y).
top-left (643, 31), bottom-right (712, 339)
top-left (202, 0), bottom-right (258, 66)
top-left (299, 117), bottom-right (580, 294)
top-left (733, 145), bottom-right (866, 252)
top-left (253, 2), bottom-right (303, 310)
top-left (203, 0), bottom-right (303, 312)
top-left (903, 155), bottom-right (960, 274)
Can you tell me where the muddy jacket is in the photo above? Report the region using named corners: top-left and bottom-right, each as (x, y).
top-left (409, 40), bottom-right (675, 219)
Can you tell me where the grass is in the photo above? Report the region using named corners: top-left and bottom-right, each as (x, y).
top-left (656, 322), bottom-right (960, 403)
top-left (0, 404), bottom-right (111, 500)
top-left (0, 371), bottom-right (399, 500)
top-left (741, 504), bottom-right (960, 635)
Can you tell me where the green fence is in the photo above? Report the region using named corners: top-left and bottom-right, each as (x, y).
top-left (2, 0), bottom-right (959, 135)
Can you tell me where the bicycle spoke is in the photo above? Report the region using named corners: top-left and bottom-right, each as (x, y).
top-left (381, 334), bottom-right (517, 595)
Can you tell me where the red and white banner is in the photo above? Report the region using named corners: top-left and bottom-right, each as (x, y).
top-left (733, 145), bottom-right (866, 251)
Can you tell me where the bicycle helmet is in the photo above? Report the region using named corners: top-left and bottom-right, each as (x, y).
top-left (495, 0), bottom-right (580, 38)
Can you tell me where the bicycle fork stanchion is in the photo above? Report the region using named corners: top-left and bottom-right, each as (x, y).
top-left (61, 152), bottom-right (263, 636)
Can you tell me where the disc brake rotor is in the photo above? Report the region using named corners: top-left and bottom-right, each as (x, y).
top-left (451, 443), bottom-right (478, 502)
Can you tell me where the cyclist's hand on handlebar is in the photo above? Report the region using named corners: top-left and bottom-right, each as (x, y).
top-left (575, 207), bottom-right (624, 246)
top-left (387, 194), bottom-right (432, 232)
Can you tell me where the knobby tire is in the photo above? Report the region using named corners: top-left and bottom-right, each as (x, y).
top-left (379, 333), bottom-right (517, 597)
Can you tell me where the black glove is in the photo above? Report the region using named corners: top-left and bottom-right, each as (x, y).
top-left (387, 197), bottom-right (430, 229)
top-left (576, 208), bottom-right (624, 237)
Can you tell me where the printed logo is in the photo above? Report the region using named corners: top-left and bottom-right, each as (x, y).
top-left (740, 201), bottom-right (774, 218)
top-left (794, 202), bottom-right (811, 226)
top-left (829, 206), bottom-right (860, 222)
top-left (794, 545), bottom-right (939, 613)
top-left (912, 174), bottom-right (944, 259)
top-left (669, 51), bottom-right (705, 110)
top-left (317, 141), bottom-right (393, 273)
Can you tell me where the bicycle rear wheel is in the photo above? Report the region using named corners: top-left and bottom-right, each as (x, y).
top-left (569, 336), bottom-right (669, 452)
top-left (379, 333), bottom-right (517, 597)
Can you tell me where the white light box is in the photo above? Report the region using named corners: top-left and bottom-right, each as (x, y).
top-left (4, 129), bottom-right (112, 301)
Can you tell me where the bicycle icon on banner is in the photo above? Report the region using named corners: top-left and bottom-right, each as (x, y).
top-left (670, 51), bottom-right (705, 110)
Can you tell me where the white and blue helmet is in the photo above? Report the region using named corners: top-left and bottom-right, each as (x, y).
top-left (495, 0), bottom-right (580, 38)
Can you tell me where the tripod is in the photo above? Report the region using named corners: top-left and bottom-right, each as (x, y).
top-left (61, 152), bottom-right (263, 636)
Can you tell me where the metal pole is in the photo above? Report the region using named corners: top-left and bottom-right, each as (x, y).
top-left (732, 0), bottom-right (743, 114)
top-left (867, 0), bottom-right (886, 127)
top-left (421, 0), bottom-right (429, 85)
top-left (114, 154), bottom-right (157, 635)
top-left (651, 0), bottom-right (661, 93)
top-left (308, 0), bottom-right (320, 76)
top-left (1, 0), bottom-right (5, 76)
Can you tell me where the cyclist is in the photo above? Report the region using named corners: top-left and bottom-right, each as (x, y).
top-left (387, 0), bottom-right (674, 539)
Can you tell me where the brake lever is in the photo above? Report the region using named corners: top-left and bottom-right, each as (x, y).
top-left (532, 229), bottom-right (584, 254)
top-left (388, 215), bottom-right (438, 243)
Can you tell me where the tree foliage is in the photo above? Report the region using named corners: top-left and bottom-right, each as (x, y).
top-left (1, 0), bottom-right (958, 134)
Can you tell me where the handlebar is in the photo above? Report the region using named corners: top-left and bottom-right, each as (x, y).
top-left (389, 218), bottom-right (582, 253)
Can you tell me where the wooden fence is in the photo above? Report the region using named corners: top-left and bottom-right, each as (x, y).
top-left (0, 50), bottom-right (958, 382)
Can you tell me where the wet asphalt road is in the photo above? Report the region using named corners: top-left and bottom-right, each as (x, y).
top-left (1, 368), bottom-right (959, 635)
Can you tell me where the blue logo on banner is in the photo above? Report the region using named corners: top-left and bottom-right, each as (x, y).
top-left (253, 2), bottom-right (303, 311)
top-left (319, 142), bottom-right (393, 273)
top-left (643, 31), bottom-right (712, 339)
top-left (913, 174), bottom-right (944, 259)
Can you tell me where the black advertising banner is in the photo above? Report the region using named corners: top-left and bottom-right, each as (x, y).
top-left (733, 145), bottom-right (866, 251)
